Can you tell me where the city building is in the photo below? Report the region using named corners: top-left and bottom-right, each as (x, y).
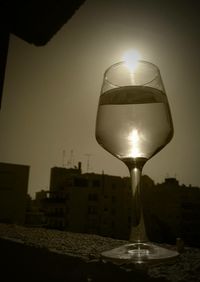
top-left (142, 177), bottom-right (182, 243)
top-left (142, 177), bottom-right (200, 246)
top-left (25, 192), bottom-right (46, 227)
top-left (180, 185), bottom-right (200, 247)
top-left (39, 163), bottom-right (154, 240)
top-left (0, 162), bottom-right (30, 225)
top-left (33, 164), bottom-right (200, 246)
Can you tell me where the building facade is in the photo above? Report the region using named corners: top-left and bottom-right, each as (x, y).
top-left (0, 162), bottom-right (30, 224)
top-left (142, 178), bottom-right (200, 246)
top-left (34, 164), bottom-right (200, 246)
top-left (39, 164), bottom-right (154, 240)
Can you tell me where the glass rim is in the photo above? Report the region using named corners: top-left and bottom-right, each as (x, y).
top-left (104, 60), bottom-right (160, 87)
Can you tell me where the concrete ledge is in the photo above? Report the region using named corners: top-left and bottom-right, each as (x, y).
top-left (0, 224), bottom-right (200, 281)
top-left (0, 238), bottom-right (165, 281)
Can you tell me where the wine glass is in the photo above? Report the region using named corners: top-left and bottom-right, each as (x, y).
top-left (95, 59), bottom-right (179, 264)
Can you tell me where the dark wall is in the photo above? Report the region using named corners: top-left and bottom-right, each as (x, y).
top-left (0, 238), bottom-right (166, 282)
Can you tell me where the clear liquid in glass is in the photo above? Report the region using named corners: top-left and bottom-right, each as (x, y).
top-left (96, 85), bottom-right (173, 166)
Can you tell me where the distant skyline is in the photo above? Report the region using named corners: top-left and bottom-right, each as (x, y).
top-left (0, 0), bottom-right (200, 198)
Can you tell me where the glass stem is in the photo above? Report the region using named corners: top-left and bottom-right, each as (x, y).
top-left (129, 165), bottom-right (148, 243)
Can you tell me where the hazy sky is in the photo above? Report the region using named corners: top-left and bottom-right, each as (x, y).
top-left (0, 0), bottom-right (200, 197)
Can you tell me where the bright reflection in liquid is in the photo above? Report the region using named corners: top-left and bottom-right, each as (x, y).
top-left (127, 129), bottom-right (141, 158)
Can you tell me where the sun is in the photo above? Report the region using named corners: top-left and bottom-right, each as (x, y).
top-left (122, 50), bottom-right (141, 71)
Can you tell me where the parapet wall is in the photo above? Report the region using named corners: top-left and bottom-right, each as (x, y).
top-left (0, 223), bottom-right (199, 281)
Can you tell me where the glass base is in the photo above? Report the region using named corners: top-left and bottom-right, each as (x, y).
top-left (101, 242), bottom-right (179, 265)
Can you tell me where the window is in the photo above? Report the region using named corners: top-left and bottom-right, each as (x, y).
top-left (74, 177), bottom-right (88, 187)
top-left (112, 183), bottom-right (116, 190)
top-left (111, 196), bottom-right (116, 203)
top-left (88, 193), bottom-right (98, 201)
top-left (93, 179), bottom-right (100, 187)
top-left (104, 207), bottom-right (108, 212)
top-left (88, 206), bottom-right (98, 215)
top-left (111, 208), bottom-right (116, 215)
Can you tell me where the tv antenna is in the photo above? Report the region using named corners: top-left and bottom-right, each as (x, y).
top-left (85, 153), bottom-right (92, 172)
top-left (67, 149), bottom-right (74, 168)
top-left (62, 150), bottom-right (66, 167)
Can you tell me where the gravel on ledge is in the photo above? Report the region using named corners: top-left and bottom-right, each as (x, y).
top-left (0, 223), bottom-right (200, 281)
top-left (0, 223), bottom-right (127, 260)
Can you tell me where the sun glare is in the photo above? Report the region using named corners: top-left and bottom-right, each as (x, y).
top-left (123, 50), bottom-right (141, 71)
top-left (127, 129), bottom-right (141, 158)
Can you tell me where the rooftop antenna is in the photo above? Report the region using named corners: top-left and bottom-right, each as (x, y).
top-left (70, 149), bottom-right (74, 168)
top-left (85, 153), bottom-right (92, 172)
top-left (62, 150), bottom-right (66, 167)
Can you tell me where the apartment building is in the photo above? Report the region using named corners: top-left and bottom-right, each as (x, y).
top-left (0, 162), bottom-right (29, 224)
